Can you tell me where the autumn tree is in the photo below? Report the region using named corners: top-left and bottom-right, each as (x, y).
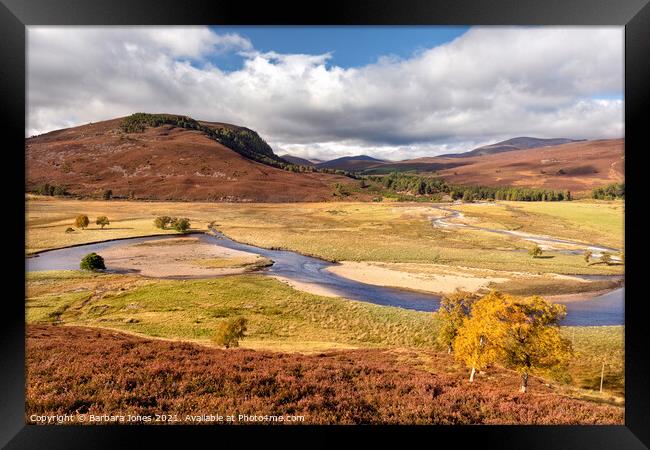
top-left (454, 291), bottom-right (507, 382)
top-left (495, 295), bottom-right (573, 393)
top-left (529, 244), bottom-right (543, 258)
top-left (95, 216), bottom-right (110, 229)
top-left (75, 215), bottom-right (89, 230)
top-left (436, 290), bottom-right (476, 354)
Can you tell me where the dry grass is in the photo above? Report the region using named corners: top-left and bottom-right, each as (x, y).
top-left (191, 256), bottom-right (273, 270)
top-left (453, 200), bottom-right (624, 249)
top-left (27, 197), bottom-right (623, 276)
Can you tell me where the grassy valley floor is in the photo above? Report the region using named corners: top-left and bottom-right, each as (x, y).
top-left (25, 197), bottom-right (625, 424)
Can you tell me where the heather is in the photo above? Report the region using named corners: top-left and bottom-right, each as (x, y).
top-left (26, 325), bottom-right (624, 425)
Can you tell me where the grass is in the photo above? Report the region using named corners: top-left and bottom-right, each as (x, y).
top-left (453, 200), bottom-right (624, 250)
top-left (26, 270), bottom-right (624, 395)
top-left (27, 197), bottom-right (624, 275)
top-left (487, 277), bottom-right (622, 297)
top-left (191, 256), bottom-right (273, 270)
top-left (26, 196), bottom-right (205, 254)
top-left (26, 271), bottom-right (440, 352)
top-left (561, 326), bottom-right (625, 397)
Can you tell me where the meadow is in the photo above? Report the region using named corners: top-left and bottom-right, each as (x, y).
top-left (26, 270), bottom-right (624, 399)
top-left (452, 200), bottom-right (624, 250)
top-left (27, 197), bottom-right (624, 277)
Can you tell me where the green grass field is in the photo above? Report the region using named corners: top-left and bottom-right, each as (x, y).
top-left (453, 200), bottom-right (624, 249)
top-left (26, 270), bottom-right (624, 396)
top-left (26, 271), bottom-right (440, 352)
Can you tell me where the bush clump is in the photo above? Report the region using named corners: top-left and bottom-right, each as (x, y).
top-left (96, 216), bottom-right (110, 229)
top-left (171, 217), bottom-right (191, 232)
top-left (154, 216), bottom-right (173, 229)
top-left (75, 215), bottom-right (90, 230)
top-left (212, 317), bottom-right (248, 349)
top-left (80, 253), bottom-right (106, 271)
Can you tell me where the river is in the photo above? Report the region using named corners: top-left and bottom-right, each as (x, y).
top-left (26, 231), bottom-right (623, 326)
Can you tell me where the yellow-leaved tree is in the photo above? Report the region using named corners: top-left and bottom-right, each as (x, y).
top-left (496, 295), bottom-right (573, 393)
top-left (453, 291), bottom-right (508, 382)
top-left (454, 291), bottom-right (573, 392)
top-left (436, 290), bottom-right (476, 354)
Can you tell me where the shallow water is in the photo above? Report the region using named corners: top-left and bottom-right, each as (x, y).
top-left (26, 232), bottom-right (624, 326)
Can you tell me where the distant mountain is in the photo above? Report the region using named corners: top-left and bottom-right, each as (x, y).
top-left (428, 139), bottom-right (623, 193)
top-left (347, 138), bottom-right (624, 193)
top-left (279, 154), bottom-right (317, 166)
top-left (440, 137), bottom-right (584, 158)
top-left (316, 155), bottom-right (386, 171)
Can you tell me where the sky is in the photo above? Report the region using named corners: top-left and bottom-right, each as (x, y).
top-left (27, 26), bottom-right (624, 161)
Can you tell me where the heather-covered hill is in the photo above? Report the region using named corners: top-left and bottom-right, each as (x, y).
top-left (26, 114), bottom-right (359, 202)
top-left (26, 325), bottom-right (623, 425)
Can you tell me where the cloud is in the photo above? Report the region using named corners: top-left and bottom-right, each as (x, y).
top-left (27, 26), bottom-right (623, 160)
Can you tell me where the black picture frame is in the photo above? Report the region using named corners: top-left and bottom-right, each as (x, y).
top-left (2, 1), bottom-right (648, 448)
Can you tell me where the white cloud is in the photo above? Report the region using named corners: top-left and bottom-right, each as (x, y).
top-left (27, 26), bottom-right (623, 160)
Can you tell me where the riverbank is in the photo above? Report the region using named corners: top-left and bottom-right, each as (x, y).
top-left (26, 197), bottom-right (624, 276)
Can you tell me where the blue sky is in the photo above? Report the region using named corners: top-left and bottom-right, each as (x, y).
top-left (207, 26), bottom-right (470, 71)
top-left (27, 26), bottom-right (623, 160)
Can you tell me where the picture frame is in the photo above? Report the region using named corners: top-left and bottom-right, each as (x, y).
top-left (1, 0), bottom-right (648, 447)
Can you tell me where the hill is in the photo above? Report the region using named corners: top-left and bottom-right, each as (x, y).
top-left (279, 154), bottom-right (316, 166)
top-left (26, 114), bottom-right (359, 202)
top-left (316, 155), bottom-right (386, 171)
top-left (440, 137), bottom-right (583, 158)
top-left (365, 139), bottom-right (624, 193)
top-left (432, 139), bottom-right (624, 192)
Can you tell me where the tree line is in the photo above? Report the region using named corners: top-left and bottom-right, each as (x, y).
top-left (368, 172), bottom-right (572, 202)
top-left (591, 183), bottom-right (624, 200)
top-left (437, 290), bottom-right (572, 393)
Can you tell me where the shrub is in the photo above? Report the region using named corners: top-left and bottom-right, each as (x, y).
top-left (80, 253), bottom-right (105, 271)
top-left (154, 216), bottom-right (172, 229)
top-left (592, 183), bottom-right (624, 200)
top-left (96, 216), bottom-right (110, 229)
top-left (34, 183), bottom-right (68, 196)
top-left (171, 217), bottom-right (191, 232)
top-left (529, 245), bottom-right (543, 258)
top-left (75, 215), bottom-right (89, 230)
top-left (65, 227), bottom-right (75, 233)
top-left (600, 252), bottom-right (612, 265)
top-left (212, 317), bottom-right (248, 348)
top-left (102, 189), bottom-right (113, 200)
top-left (332, 183), bottom-right (350, 197)
top-left (584, 250), bottom-right (592, 264)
